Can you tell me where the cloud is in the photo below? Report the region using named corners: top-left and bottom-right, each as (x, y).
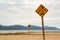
top-left (0, 0), bottom-right (60, 28)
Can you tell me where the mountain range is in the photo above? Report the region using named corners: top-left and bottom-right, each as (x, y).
top-left (0, 25), bottom-right (60, 30)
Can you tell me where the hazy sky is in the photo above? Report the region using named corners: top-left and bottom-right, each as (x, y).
top-left (0, 0), bottom-right (60, 28)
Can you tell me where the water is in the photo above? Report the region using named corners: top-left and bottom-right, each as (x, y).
top-left (0, 30), bottom-right (41, 33)
top-left (0, 30), bottom-right (60, 33)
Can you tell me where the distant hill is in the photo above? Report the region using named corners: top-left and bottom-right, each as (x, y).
top-left (0, 25), bottom-right (27, 30)
top-left (0, 25), bottom-right (60, 30)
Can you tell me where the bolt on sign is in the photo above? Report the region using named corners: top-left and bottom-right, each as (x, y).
top-left (35, 4), bottom-right (48, 16)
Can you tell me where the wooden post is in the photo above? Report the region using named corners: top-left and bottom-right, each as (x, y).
top-left (41, 16), bottom-right (45, 40)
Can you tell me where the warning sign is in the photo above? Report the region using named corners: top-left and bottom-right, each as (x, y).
top-left (35, 4), bottom-right (48, 16)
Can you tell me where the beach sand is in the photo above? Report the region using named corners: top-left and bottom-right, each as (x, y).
top-left (0, 32), bottom-right (60, 40)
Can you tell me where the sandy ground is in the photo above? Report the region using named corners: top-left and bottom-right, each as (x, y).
top-left (0, 32), bottom-right (60, 40)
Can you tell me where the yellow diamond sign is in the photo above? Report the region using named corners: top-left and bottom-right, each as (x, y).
top-left (35, 4), bottom-right (48, 16)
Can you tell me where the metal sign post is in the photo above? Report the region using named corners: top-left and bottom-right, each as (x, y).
top-left (35, 4), bottom-right (48, 40)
